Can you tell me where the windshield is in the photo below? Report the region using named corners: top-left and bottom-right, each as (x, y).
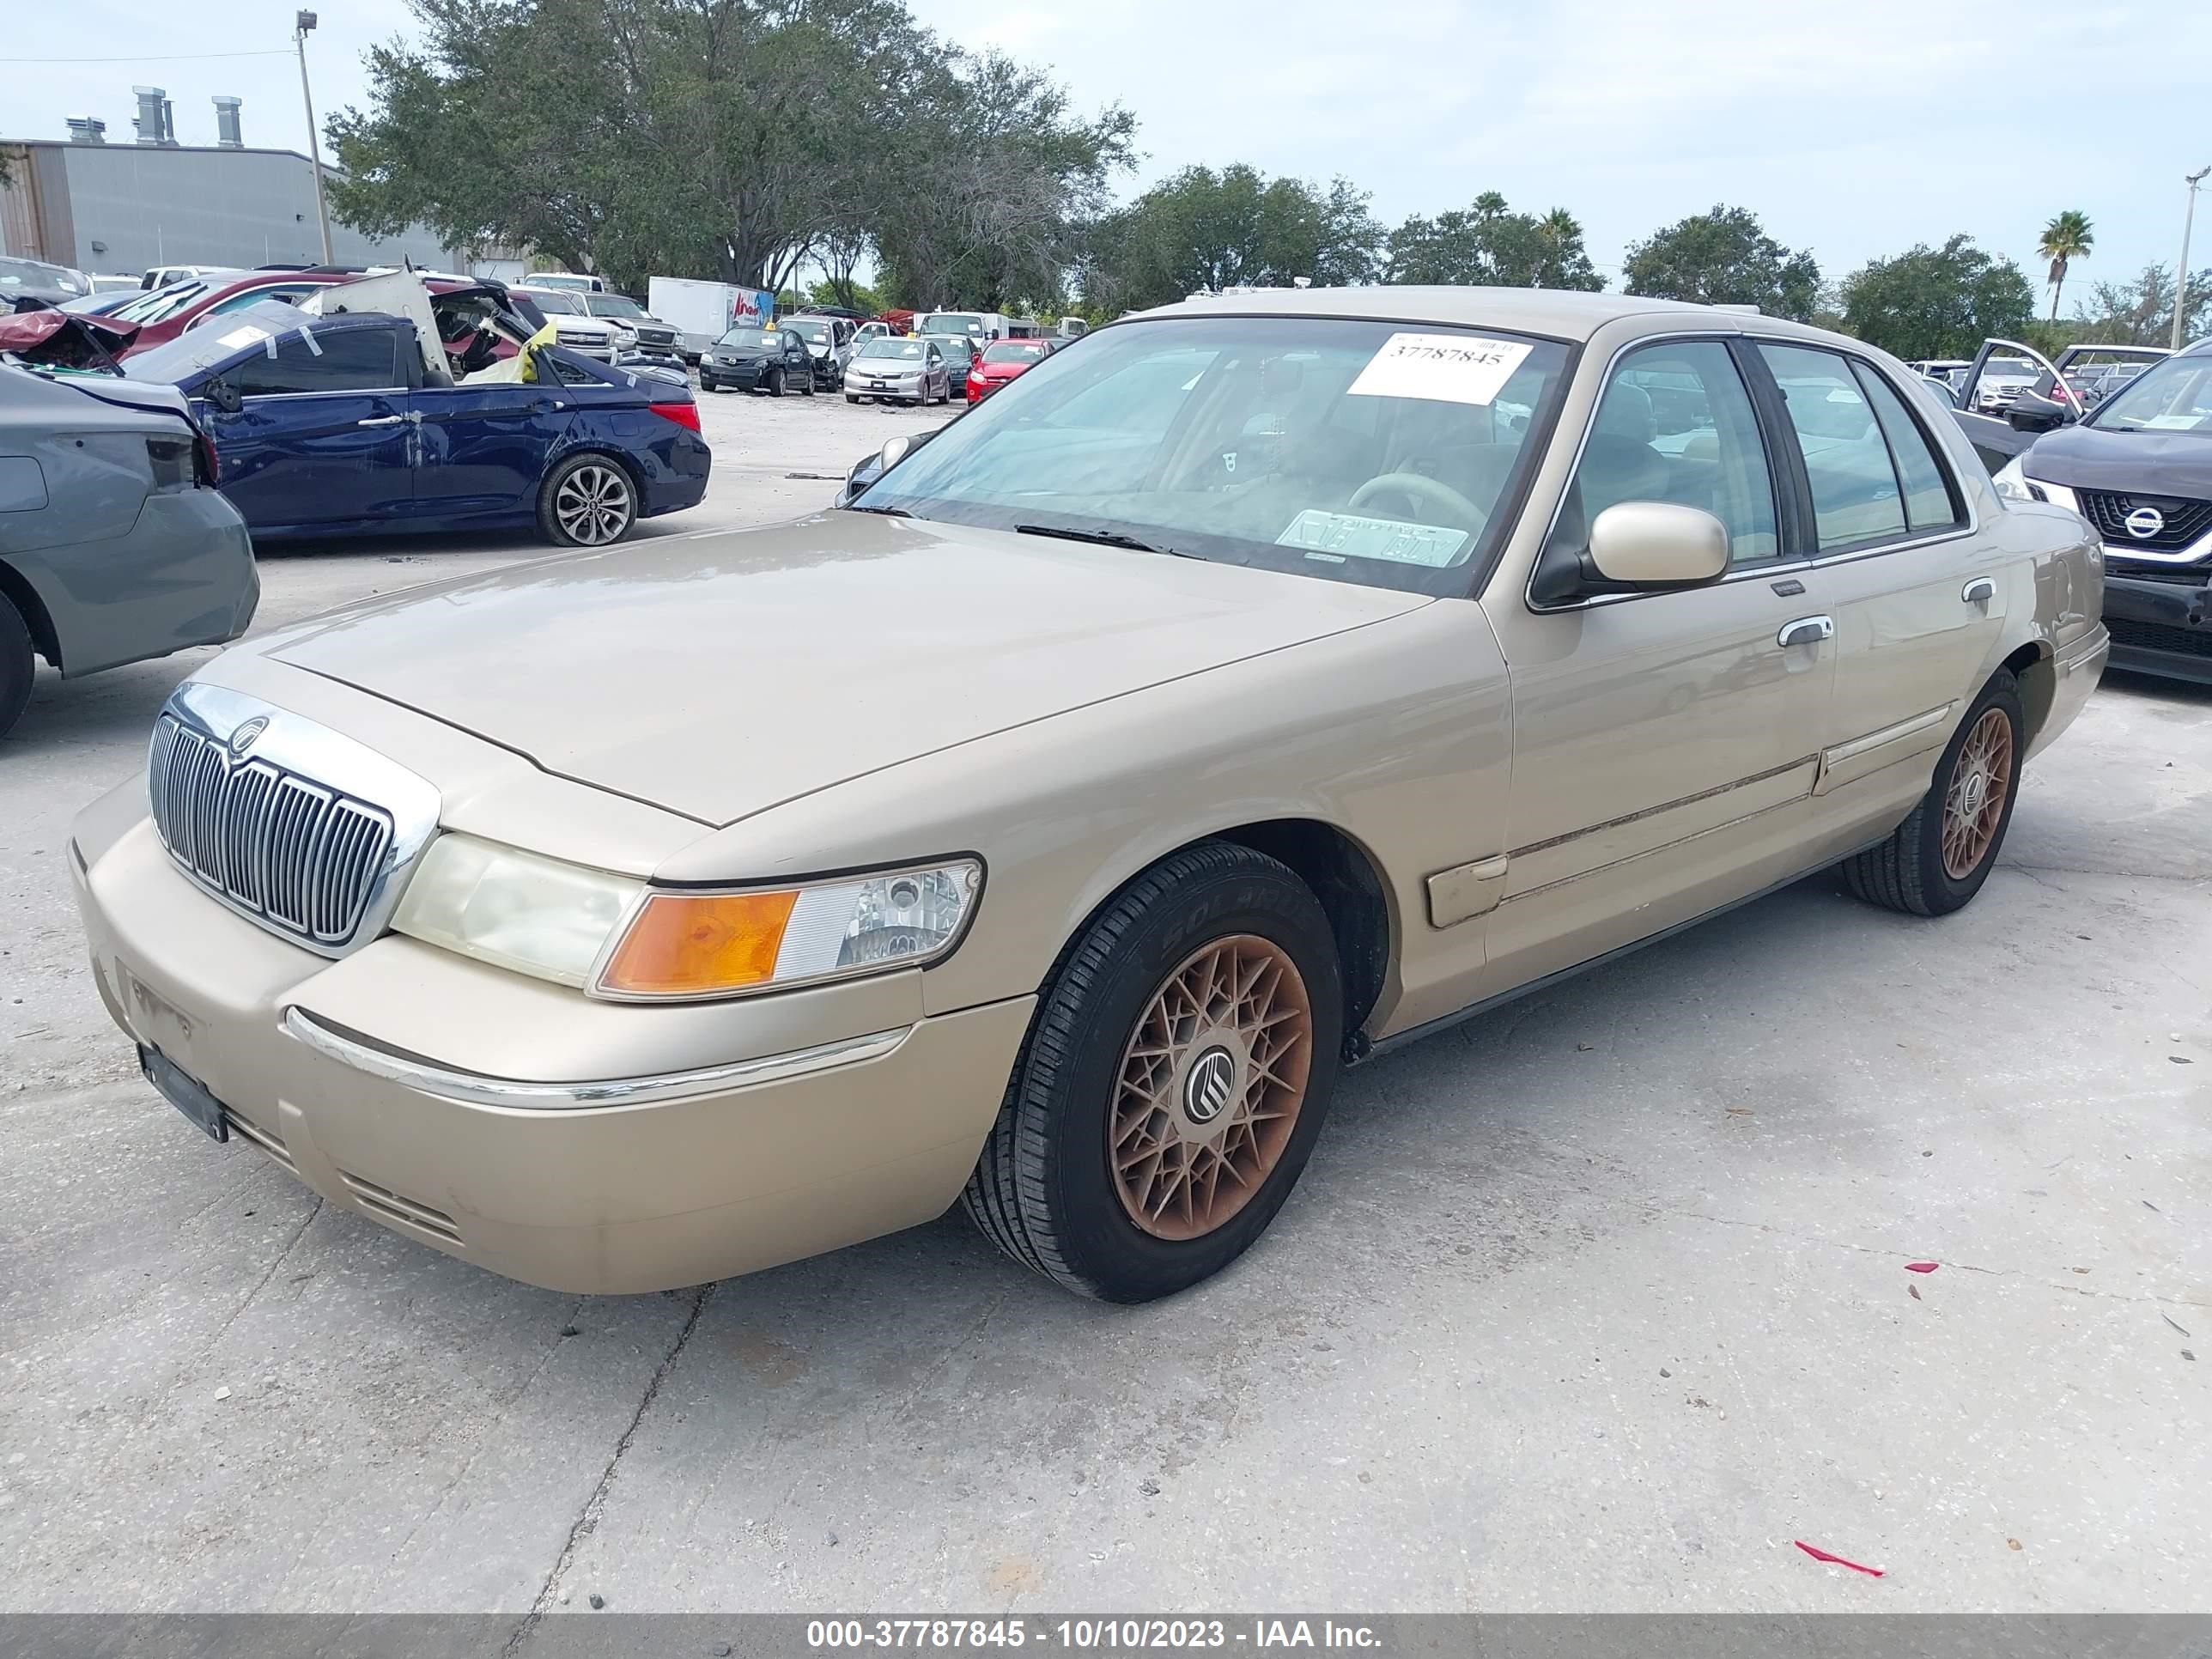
top-left (586, 295), bottom-right (645, 319)
top-left (715, 327), bottom-right (770, 349)
top-left (983, 341), bottom-right (1050, 364)
top-left (852, 314), bottom-right (1571, 597)
top-left (859, 338), bottom-right (927, 361)
top-left (524, 289), bottom-right (583, 314)
top-left (921, 313), bottom-right (984, 336)
top-left (782, 319), bottom-right (830, 343)
top-left (121, 301), bottom-right (314, 385)
top-left (2093, 352), bottom-right (2212, 434)
top-left (527, 274), bottom-right (595, 291)
top-left (0, 257), bottom-right (88, 297)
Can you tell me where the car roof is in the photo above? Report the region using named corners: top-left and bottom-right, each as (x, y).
top-left (1132, 284), bottom-right (1838, 343)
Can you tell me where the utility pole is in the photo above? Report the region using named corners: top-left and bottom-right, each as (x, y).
top-left (295, 10), bottom-right (333, 265)
top-left (2173, 165), bottom-right (2209, 352)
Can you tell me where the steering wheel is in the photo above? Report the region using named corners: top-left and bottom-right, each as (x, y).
top-left (1349, 471), bottom-right (1486, 526)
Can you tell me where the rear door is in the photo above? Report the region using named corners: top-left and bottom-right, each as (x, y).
top-left (1749, 342), bottom-right (2003, 836)
top-left (1479, 335), bottom-right (1833, 994)
top-left (202, 323), bottom-right (415, 532)
top-left (410, 377), bottom-right (575, 523)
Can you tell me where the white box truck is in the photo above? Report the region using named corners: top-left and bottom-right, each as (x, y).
top-left (647, 278), bottom-right (775, 362)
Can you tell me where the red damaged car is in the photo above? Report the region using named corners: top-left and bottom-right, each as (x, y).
top-left (965, 337), bottom-right (1054, 404)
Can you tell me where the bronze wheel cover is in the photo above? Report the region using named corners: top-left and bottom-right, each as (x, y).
top-left (1109, 935), bottom-right (1314, 1242)
top-left (1942, 707), bottom-right (2014, 880)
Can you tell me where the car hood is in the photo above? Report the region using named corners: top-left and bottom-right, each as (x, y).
top-left (257, 514), bottom-right (1430, 827)
top-left (2024, 421), bottom-right (2212, 495)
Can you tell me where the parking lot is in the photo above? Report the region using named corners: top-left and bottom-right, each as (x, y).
top-left (3, 381), bottom-right (2209, 1619)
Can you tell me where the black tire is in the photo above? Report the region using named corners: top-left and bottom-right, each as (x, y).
top-left (537, 453), bottom-right (638, 547)
top-left (1842, 669), bottom-right (2024, 917)
top-left (848, 395), bottom-right (866, 404)
top-left (0, 592), bottom-right (33, 742)
top-left (962, 841), bottom-right (1345, 1302)
top-left (768, 368), bottom-right (786, 398)
top-left (801, 373), bottom-right (817, 398)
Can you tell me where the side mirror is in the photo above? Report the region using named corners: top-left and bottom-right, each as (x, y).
top-left (837, 429), bottom-right (939, 507)
top-left (201, 378), bottom-right (243, 415)
top-left (1586, 502), bottom-right (1730, 587)
top-left (2008, 392), bottom-right (2069, 433)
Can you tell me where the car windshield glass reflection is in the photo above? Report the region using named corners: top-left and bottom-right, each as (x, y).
top-left (860, 340), bottom-right (927, 361)
top-left (2093, 354), bottom-right (2212, 434)
top-left (852, 314), bottom-right (1571, 596)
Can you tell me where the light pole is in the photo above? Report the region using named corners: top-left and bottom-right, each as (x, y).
top-left (2172, 164), bottom-right (2209, 352)
top-left (295, 9), bottom-right (333, 266)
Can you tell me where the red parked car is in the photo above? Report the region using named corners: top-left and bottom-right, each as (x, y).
top-left (104, 269), bottom-right (358, 357)
top-left (965, 337), bottom-right (1054, 403)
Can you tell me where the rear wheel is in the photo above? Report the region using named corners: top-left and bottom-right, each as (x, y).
top-left (0, 592), bottom-right (33, 741)
top-left (538, 453), bottom-right (637, 547)
top-left (962, 841), bottom-right (1344, 1302)
top-left (1843, 670), bottom-right (2023, 916)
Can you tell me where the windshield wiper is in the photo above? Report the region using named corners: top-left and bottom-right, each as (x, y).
top-left (844, 503), bottom-right (910, 516)
top-left (1015, 522), bottom-right (1192, 557)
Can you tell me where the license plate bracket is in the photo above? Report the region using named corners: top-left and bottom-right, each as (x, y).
top-left (141, 1045), bottom-right (228, 1143)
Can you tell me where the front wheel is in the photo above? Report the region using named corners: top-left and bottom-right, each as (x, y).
top-left (962, 841), bottom-right (1344, 1302)
top-left (0, 592), bottom-right (33, 741)
top-left (1842, 669), bottom-right (2023, 916)
top-left (768, 368), bottom-right (786, 398)
top-left (538, 453), bottom-right (637, 547)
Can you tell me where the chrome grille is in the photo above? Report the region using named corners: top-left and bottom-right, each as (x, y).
top-left (149, 715), bottom-right (394, 947)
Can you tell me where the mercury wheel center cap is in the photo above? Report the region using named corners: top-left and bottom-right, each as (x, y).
top-left (1959, 771), bottom-right (1986, 816)
top-left (1183, 1046), bottom-right (1238, 1127)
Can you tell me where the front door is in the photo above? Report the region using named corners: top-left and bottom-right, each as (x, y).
top-left (1478, 337), bottom-right (1834, 994)
top-left (1748, 342), bottom-right (2008, 838)
top-left (201, 323), bottom-right (415, 532)
top-left (410, 383), bottom-right (574, 523)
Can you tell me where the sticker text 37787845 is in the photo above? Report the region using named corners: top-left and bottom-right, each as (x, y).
top-left (1347, 333), bottom-right (1533, 407)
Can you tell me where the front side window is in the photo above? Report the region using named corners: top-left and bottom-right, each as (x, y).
top-left (1757, 343), bottom-right (1907, 550)
top-left (1550, 340), bottom-right (1779, 568)
top-left (1849, 362), bottom-right (1963, 533)
top-left (228, 327), bottom-right (403, 398)
top-left (853, 314), bottom-right (1572, 597)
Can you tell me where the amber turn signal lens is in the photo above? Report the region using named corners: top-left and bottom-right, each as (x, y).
top-left (599, 890), bottom-right (799, 996)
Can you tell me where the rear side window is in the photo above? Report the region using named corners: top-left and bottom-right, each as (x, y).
top-left (1850, 362), bottom-right (1963, 533)
top-left (1757, 343), bottom-right (1906, 550)
top-left (230, 327), bottom-right (403, 397)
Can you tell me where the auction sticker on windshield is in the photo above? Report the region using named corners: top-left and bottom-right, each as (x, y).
top-left (1348, 333), bottom-right (1532, 407)
top-left (1278, 508), bottom-right (1469, 567)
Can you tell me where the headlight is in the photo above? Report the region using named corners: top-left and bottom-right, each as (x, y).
top-left (392, 834), bottom-right (981, 1000)
top-left (1991, 458), bottom-right (2034, 501)
top-left (392, 834), bottom-right (642, 987)
top-left (598, 860), bottom-right (982, 1000)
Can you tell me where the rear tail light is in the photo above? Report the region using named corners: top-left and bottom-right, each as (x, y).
top-left (194, 429), bottom-right (220, 486)
top-left (145, 435), bottom-right (197, 491)
top-left (648, 400), bottom-right (701, 432)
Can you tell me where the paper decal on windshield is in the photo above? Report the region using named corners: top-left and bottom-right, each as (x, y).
top-left (1278, 508), bottom-right (1469, 568)
top-left (2142, 414), bottom-right (2207, 429)
top-left (1347, 333), bottom-right (1531, 407)
top-left (216, 325), bottom-right (270, 350)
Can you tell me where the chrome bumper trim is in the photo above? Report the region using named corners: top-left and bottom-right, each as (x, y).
top-left (280, 1008), bottom-right (910, 1109)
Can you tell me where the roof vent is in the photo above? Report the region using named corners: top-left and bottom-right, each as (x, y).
top-left (132, 87), bottom-right (177, 147)
top-left (213, 96), bottom-right (243, 149)
top-left (66, 117), bottom-right (108, 144)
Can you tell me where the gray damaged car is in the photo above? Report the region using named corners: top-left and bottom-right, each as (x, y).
top-left (0, 355), bottom-right (258, 740)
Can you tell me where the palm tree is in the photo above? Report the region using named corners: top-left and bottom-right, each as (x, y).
top-left (2039, 210), bottom-right (2094, 320)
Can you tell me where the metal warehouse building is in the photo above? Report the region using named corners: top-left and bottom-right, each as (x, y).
top-left (2, 115), bottom-right (459, 278)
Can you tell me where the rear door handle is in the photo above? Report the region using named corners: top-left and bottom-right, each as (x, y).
top-left (356, 415), bottom-right (407, 427)
top-left (1778, 615), bottom-right (1835, 648)
top-left (1962, 577), bottom-right (1996, 605)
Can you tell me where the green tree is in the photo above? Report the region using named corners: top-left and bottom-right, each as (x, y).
top-left (1082, 165), bottom-right (1381, 311)
top-left (1622, 204), bottom-right (1820, 320)
top-left (1837, 235), bottom-right (2035, 359)
top-left (2069, 263), bottom-right (2212, 346)
top-left (2037, 209), bottom-right (2094, 322)
top-left (1384, 192), bottom-right (1600, 289)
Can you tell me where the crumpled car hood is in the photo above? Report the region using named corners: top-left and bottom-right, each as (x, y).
top-left (259, 513), bottom-right (1429, 826)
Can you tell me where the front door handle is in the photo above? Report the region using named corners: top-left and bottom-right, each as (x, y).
top-left (356, 415), bottom-right (407, 428)
top-left (1778, 615), bottom-right (1835, 648)
top-left (1962, 577), bottom-right (1996, 605)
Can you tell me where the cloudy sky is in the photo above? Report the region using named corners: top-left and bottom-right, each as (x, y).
top-left (9, 0), bottom-right (2209, 299)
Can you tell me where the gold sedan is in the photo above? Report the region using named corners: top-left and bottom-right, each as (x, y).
top-left (72, 288), bottom-right (2106, 1302)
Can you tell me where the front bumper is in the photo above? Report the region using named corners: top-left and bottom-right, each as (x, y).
top-left (72, 810), bottom-right (1031, 1294)
top-left (700, 360), bottom-right (766, 390)
top-left (2104, 569), bottom-right (2212, 685)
